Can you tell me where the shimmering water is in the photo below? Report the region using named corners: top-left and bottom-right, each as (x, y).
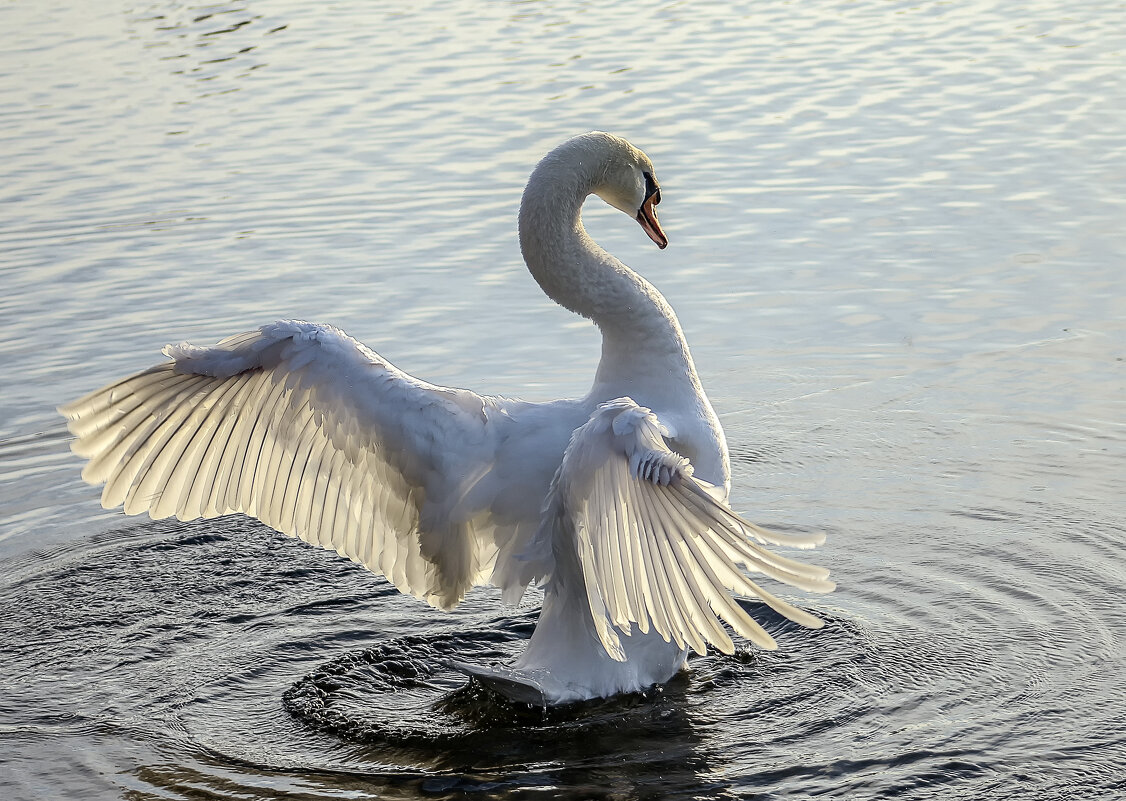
top-left (2, 1), bottom-right (1124, 798)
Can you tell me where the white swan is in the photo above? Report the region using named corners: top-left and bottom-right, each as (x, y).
top-left (59, 132), bottom-right (833, 704)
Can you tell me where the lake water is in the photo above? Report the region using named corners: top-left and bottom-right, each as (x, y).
top-left (2, 0), bottom-right (1124, 798)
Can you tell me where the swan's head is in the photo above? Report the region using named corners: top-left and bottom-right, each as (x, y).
top-left (535, 132), bottom-right (668, 250)
top-left (584, 132), bottom-right (669, 250)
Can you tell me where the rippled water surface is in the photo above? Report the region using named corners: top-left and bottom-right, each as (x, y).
top-left (2, 1), bottom-right (1124, 798)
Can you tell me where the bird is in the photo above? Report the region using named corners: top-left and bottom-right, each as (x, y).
top-left (59, 132), bottom-right (834, 705)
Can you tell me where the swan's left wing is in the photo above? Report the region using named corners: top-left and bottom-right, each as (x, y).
top-left (545, 398), bottom-right (834, 661)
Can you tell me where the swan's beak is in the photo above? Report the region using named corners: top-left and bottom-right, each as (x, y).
top-left (637, 193), bottom-right (668, 249)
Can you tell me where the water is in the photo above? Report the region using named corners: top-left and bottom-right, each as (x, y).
top-left (2, 0), bottom-right (1124, 797)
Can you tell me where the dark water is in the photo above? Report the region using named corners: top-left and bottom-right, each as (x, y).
top-left (2, 0), bottom-right (1125, 798)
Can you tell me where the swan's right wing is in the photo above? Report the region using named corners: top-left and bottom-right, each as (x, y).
top-left (58, 320), bottom-right (503, 609)
top-left (544, 398), bottom-right (834, 661)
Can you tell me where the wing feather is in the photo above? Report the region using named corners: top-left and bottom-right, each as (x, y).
top-left (162, 375), bottom-right (251, 519)
top-left (127, 377), bottom-right (220, 515)
top-left (645, 488), bottom-right (710, 655)
top-left (549, 398), bottom-right (834, 660)
top-left (620, 474), bottom-right (662, 639)
top-left (89, 373), bottom-right (200, 491)
top-left (282, 415), bottom-right (317, 531)
top-left (146, 385), bottom-right (224, 519)
top-left (114, 377), bottom-right (216, 511)
top-left (294, 428), bottom-right (325, 540)
top-left (601, 473), bottom-right (632, 628)
top-left (619, 476), bottom-right (652, 634)
top-left (176, 374), bottom-right (242, 519)
top-left (576, 516), bottom-right (624, 661)
top-left (645, 481), bottom-right (727, 652)
top-left (273, 399), bottom-right (317, 531)
top-left (631, 474), bottom-right (682, 644)
top-left (612, 468), bottom-right (642, 626)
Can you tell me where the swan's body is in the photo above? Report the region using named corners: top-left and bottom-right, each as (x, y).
top-left (60, 132), bottom-right (833, 704)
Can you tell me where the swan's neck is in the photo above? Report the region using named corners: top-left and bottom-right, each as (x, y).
top-left (518, 158), bottom-right (700, 399)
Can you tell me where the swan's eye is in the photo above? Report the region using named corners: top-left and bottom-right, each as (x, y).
top-left (643, 171), bottom-right (661, 206)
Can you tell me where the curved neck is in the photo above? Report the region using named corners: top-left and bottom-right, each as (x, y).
top-left (518, 156), bottom-right (701, 398)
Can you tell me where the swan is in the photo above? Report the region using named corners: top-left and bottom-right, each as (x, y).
top-left (59, 132), bottom-right (834, 705)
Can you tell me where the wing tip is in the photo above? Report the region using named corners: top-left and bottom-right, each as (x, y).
top-left (756, 632), bottom-right (779, 651)
top-left (747, 522), bottom-right (828, 550)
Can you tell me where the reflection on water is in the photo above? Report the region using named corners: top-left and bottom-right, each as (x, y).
top-left (1, 0), bottom-right (1124, 798)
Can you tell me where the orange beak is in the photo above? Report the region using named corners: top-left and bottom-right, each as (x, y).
top-left (637, 193), bottom-right (668, 249)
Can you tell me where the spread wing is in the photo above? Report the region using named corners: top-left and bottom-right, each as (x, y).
top-left (58, 320), bottom-right (504, 609)
top-left (546, 398), bottom-right (835, 661)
